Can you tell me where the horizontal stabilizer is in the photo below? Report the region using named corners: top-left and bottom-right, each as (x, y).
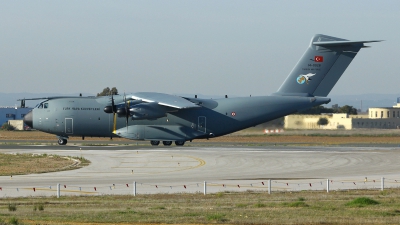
top-left (313, 40), bottom-right (383, 47)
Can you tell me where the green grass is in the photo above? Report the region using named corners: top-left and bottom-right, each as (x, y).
top-left (8, 217), bottom-right (18, 225)
top-left (236, 203), bottom-right (248, 208)
top-left (286, 201), bottom-right (309, 207)
top-left (346, 197), bottom-right (380, 207)
top-left (254, 202), bottom-right (267, 208)
top-left (150, 206), bottom-right (166, 210)
top-left (7, 203), bottom-right (17, 212)
top-left (1, 189), bottom-right (400, 224)
top-left (207, 213), bottom-right (227, 222)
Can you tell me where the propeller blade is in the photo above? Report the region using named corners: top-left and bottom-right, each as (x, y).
top-left (112, 113), bottom-right (117, 134)
top-left (111, 93), bottom-right (117, 134)
top-left (124, 93), bottom-right (129, 131)
top-left (111, 94), bottom-right (116, 113)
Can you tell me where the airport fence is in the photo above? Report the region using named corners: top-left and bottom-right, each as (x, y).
top-left (1, 176), bottom-right (400, 198)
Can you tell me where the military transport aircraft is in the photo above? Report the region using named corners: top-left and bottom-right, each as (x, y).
top-left (22, 34), bottom-right (381, 146)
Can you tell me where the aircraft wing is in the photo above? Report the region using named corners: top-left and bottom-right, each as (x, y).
top-left (129, 92), bottom-right (200, 109)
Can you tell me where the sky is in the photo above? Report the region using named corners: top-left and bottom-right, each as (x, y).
top-left (0, 0), bottom-right (399, 97)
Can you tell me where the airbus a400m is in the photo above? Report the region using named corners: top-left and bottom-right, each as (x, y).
top-left (22, 34), bottom-right (381, 146)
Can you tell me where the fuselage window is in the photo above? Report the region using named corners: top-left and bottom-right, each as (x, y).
top-left (44, 103), bottom-right (49, 109)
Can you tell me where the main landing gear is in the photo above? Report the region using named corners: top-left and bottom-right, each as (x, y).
top-left (150, 141), bottom-right (160, 146)
top-left (58, 138), bottom-right (67, 145)
top-left (149, 140), bottom-right (185, 146)
top-left (174, 141), bottom-right (185, 146)
top-left (162, 141), bottom-right (172, 146)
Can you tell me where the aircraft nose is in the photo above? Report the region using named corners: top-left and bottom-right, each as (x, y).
top-left (23, 111), bottom-right (33, 128)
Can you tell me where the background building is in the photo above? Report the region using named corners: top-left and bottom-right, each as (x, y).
top-left (285, 99), bottom-right (400, 130)
top-left (0, 107), bottom-right (32, 130)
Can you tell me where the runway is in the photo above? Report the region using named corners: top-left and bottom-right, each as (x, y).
top-left (1, 145), bottom-right (400, 196)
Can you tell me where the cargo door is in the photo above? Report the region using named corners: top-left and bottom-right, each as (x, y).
top-left (198, 116), bottom-right (206, 133)
top-left (65, 118), bottom-right (73, 134)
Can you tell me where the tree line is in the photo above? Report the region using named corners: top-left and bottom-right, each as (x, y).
top-left (97, 87), bottom-right (118, 96)
top-left (297, 105), bottom-right (358, 115)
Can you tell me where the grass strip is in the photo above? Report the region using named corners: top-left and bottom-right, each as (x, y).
top-left (1, 189), bottom-right (400, 224)
top-left (0, 153), bottom-right (90, 176)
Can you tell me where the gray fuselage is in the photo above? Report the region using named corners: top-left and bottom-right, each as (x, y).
top-left (27, 95), bottom-right (329, 141)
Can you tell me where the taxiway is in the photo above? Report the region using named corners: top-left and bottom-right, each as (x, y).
top-left (1, 145), bottom-right (400, 196)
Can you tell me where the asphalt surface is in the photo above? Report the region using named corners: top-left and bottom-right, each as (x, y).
top-left (1, 144), bottom-right (400, 196)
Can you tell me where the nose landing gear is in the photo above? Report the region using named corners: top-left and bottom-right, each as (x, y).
top-left (58, 138), bottom-right (67, 145)
top-left (57, 136), bottom-right (68, 145)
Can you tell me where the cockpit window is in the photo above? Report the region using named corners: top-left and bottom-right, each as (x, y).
top-left (35, 100), bottom-right (49, 109)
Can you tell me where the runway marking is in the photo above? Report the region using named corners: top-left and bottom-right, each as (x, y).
top-left (110, 155), bottom-right (191, 158)
top-left (111, 153), bottom-right (206, 174)
top-left (110, 156), bottom-right (153, 158)
top-left (114, 166), bottom-right (193, 169)
top-left (79, 171), bottom-right (136, 173)
top-left (120, 161), bottom-right (198, 163)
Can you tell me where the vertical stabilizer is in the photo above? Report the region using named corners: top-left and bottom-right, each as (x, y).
top-left (274, 34), bottom-right (381, 97)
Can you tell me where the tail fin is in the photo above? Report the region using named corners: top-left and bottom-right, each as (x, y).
top-left (274, 34), bottom-right (381, 97)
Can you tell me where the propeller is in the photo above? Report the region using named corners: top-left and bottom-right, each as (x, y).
top-left (105, 92), bottom-right (132, 134)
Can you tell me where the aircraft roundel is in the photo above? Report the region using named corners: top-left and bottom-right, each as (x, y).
top-left (231, 112), bottom-right (236, 116)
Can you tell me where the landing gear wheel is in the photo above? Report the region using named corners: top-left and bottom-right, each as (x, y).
top-left (58, 138), bottom-right (67, 145)
top-left (150, 141), bottom-right (160, 146)
top-left (175, 141), bottom-right (185, 146)
top-left (162, 141), bottom-right (172, 146)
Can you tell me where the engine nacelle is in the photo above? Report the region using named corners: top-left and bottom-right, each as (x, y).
top-left (116, 108), bottom-right (128, 117)
top-left (104, 106), bottom-right (114, 114)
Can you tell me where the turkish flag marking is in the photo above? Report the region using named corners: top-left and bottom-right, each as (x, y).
top-left (315, 56), bottom-right (323, 62)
